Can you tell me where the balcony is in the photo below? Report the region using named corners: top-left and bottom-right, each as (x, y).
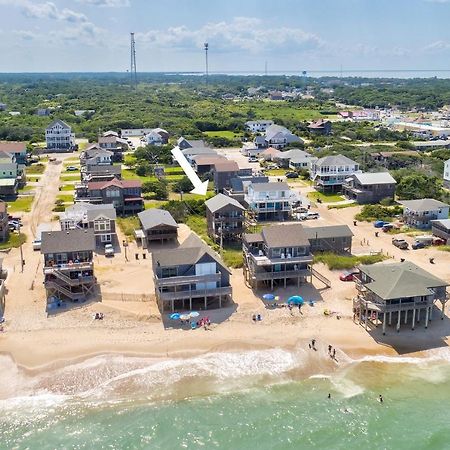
top-left (44, 261), bottom-right (93, 274)
top-left (155, 272), bottom-right (222, 287)
top-left (245, 250), bottom-right (313, 266)
top-left (252, 269), bottom-right (311, 281)
top-left (158, 285), bottom-right (232, 301)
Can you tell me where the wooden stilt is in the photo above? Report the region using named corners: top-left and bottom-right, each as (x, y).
top-left (441, 301), bottom-right (445, 319)
top-left (404, 309), bottom-right (408, 324)
top-left (382, 312), bottom-right (386, 335)
top-left (425, 307), bottom-right (429, 329)
top-left (189, 297), bottom-right (192, 310)
top-left (389, 311), bottom-right (392, 326)
top-left (418, 308), bottom-right (421, 323)
top-left (412, 308), bottom-right (416, 330)
top-left (204, 295), bottom-right (207, 310)
top-left (396, 310), bottom-right (401, 332)
top-left (219, 295), bottom-right (222, 308)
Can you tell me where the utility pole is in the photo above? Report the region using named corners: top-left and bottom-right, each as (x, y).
top-left (204, 42), bottom-right (209, 83)
top-left (130, 32), bottom-right (137, 89)
top-left (18, 223), bottom-right (24, 273)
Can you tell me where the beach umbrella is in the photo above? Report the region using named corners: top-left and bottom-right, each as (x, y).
top-left (263, 294), bottom-right (275, 301)
top-left (287, 296), bottom-right (304, 305)
top-left (169, 313), bottom-right (181, 320)
top-left (180, 314), bottom-right (190, 321)
top-left (189, 311), bottom-right (200, 318)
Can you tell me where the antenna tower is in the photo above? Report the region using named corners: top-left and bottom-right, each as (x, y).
top-left (204, 42), bottom-right (209, 82)
top-left (130, 32), bottom-right (137, 89)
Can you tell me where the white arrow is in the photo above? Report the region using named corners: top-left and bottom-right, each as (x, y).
top-left (171, 146), bottom-right (209, 196)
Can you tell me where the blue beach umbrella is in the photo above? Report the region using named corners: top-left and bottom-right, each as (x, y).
top-left (287, 296), bottom-right (304, 305)
top-left (169, 313), bottom-right (181, 320)
top-left (263, 294), bottom-right (275, 301)
top-left (189, 311), bottom-right (200, 318)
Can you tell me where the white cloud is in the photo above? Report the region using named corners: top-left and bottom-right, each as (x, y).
top-left (136, 17), bottom-right (323, 54)
top-left (423, 40), bottom-right (450, 51)
top-left (76, 0), bottom-right (130, 6)
top-left (22, 1), bottom-right (88, 23)
top-left (14, 30), bottom-right (38, 41)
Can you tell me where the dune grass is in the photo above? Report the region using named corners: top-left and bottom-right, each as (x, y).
top-left (0, 232), bottom-right (27, 250)
top-left (7, 196), bottom-right (34, 213)
top-left (313, 252), bottom-right (388, 270)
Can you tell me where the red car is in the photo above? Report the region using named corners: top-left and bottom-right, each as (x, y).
top-left (339, 270), bottom-right (359, 282)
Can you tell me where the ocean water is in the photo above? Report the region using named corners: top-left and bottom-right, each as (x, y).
top-left (1, 347), bottom-right (450, 449)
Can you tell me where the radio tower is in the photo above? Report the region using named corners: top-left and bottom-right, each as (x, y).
top-left (204, 42), bottom-right (209, 83)
top-left (130, 32), bottom-right (137, 89)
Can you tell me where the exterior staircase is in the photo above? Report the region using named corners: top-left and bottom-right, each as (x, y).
top-left (45, 280), bottom-right (85, 301)
top-left (310, 266), bottom-right (331, 288)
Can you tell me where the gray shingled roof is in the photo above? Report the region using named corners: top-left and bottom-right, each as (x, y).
top-left (359, 261), bottom-right (448, 300)
top-left (352, 172), bottom-right (396, 185)
top-left (276, 149), bottom-right (310, 160)
top-left (151, 233), bottom-right (230, 271)
top-left (303, 224), bottom-right (353, 240)
top-left (316, 154), bottom-right (358, 167)
top-left (61, 203), bottom-right (116, 222)
top-left (249, 182), bottom-right (289, 192)
top-left (399, 198), bottom-right (449, 212)
top-left (138, 208), bottom-right (178, 231)
top-left (431, 218), bottom-right (450, 230)
top-left (261, 224), bottom-right (310, 247)
top-left (41, 229), bottom-right (95, 254)
top-left (205, 193), bottom-right (245, 213)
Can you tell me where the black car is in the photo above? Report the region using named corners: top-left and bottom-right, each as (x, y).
top-left (285, 172), bottom-right (299, 179)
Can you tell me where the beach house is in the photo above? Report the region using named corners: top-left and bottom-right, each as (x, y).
top-left (206, 193), bottom-right (245, 243)
top-left (310, 154), bottom-right (360, 192)
top-left (0, 141), bottom-right (27, 165)
top-left (59, 203), bottom-right (117, 247)
top-left (45, 119), bottom-right (75, 151)
top-left (0, 200), bottom-right (9, 242)
top-left (342, 172), bottom-right (397, 204)
top-left (353, 261), bottom-right (448, 334)
top-left (98, 135), bottom-right (129, 162)
top-left (0, 150), bottom-right (25, 196)
top-left (137, 208), bottom-right (178, 246)
top-left (399, 199), bottom-right (449, 229)
top-left (152, 233), bottom-right (232, 312)
top-left (307, 119), bottom-right (332, 135)
top-left (41, 229), bottom-right (97, 302)
top-left (263, 125), bottom-right (303, 149)
top-left (212, 160), bottom-right (239, 193)
top-left (431, 219), bottom-right (450, 244)
top-left (243, 223), bottom-right (314, 290)
top-left (244, 182), bottom-right (295, 221)
top-left (245, 120), bottom-right (274, 133)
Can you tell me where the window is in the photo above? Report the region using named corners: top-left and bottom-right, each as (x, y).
top-left (94, 220), bottom-right (111, 232)
top-left (100, 234), bottom-right (111, 242)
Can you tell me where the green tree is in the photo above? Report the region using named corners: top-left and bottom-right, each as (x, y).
top-left (396, 174), bottom-right (442, 200)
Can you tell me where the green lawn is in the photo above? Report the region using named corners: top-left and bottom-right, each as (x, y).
top-left (18, 185), bottom-right (35, 193)
top-left (64, 157), bottom-right (80, 162)
top-left (59, 184), bottom-right (76, 191)
top-left (63, 161), bottom-right (80, 168)
top-left (313, 252), bottom-right (388, 270)
top-left (7, 196), bottom-right (34, 213)
top-left (60, 174), bottom-right (81, 182)
top-left (123, 168), bottom-right (188, 184)
top-left (203, 130), bottom-right (243, 139)
top-left (0, 232), bottom-right (27, 250)
top-left (117, 216), bottom-right (140, 239)
top-left (56, 194), bottom-right (74, 203)
top-left (26, 163), bottom-right (46, 174)
top-left (307, 191), bottom-right (345, 203)
top-left (264, 169), bottom-right (286, 176)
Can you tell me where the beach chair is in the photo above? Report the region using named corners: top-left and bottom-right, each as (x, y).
top-left (191, 322), bottom-right (197, 330)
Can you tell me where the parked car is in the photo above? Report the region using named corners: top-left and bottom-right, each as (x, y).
top-left (48, 157), bottom-right (56, 162)
top-left (339, 270), bottom-right (358, 282)
top-left (285, 172), bottom-right (299, 179)
top-left (392, 237), bottom-right (409, 250)
top-left (8, 220), bottom-right (20, 231)
top-left (248, 156), bottom-right (258, 162)
top-left (66, 166), bottom-right (78, 171)
top-left (382, 223), bottom-right (397, 232)
top-left (374, 220), bottom-right (389, 228)
top-left (104, 243), bottom-right (114, 257)
top-left (299, 212), bottom-right (320, 220)
top-left (433, 238), bottom-right (446, 246)
top-left (412, 241), bottom-right (426, 250)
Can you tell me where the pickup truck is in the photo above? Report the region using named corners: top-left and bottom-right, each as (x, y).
top-left (392, 237), bottom-right (409, 250)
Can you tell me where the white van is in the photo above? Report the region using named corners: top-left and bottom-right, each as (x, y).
top-left (32, 223), bottom-right (52, 251)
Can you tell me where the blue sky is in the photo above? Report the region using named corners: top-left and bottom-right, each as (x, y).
top-left (1, 0), bottom-right (450, 72)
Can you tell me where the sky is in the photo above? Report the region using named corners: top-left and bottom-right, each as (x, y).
top-left (1, 0), bottom-right (450, 73)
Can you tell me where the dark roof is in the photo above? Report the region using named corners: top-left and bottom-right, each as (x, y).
top-left (242, 232), bottom-right (263, 244)
top-left (192, 155), bottom-right (226, 165)
top-left (151, 233), bottom-right (230, 271)
top-left (205, 193), bottom-right (245, 213)
top-left (315, 154), bottom-right (358, 167)
top-left (41, 229), bottom-right (95, 254)
top-left (88, 179), bottom-right (141, 190)
top-left (86, 165), bottom-right (121, 174)
top-left (261, 224), bottom-right (310, 248)
top-left (46, 119), bottom-right (71, 130)
top-left (351, 172), bottom-right (396, 185)
top-left (303, 224), bottom-right (353, 239)
top-left (138, 208), bottom-right (178, 231)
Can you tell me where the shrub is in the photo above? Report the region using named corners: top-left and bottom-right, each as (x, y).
top-left (355, 204), bottom-right (403, 222)
top-left (313, 252), bottom-right (387, 270)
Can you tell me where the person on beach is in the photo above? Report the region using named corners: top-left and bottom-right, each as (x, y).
top-left (378, 395), bottom-right (383, 403)
top-left (328, 345), bottom-right (332, 354)
top-left (252, 314), bottom-right (257, 323)
top-left (332, 349), bottom-right (336, 359)
top-left (327, 393), bottom-right (331, 399)
top-left (311, 339), bottom-right (316, 350)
